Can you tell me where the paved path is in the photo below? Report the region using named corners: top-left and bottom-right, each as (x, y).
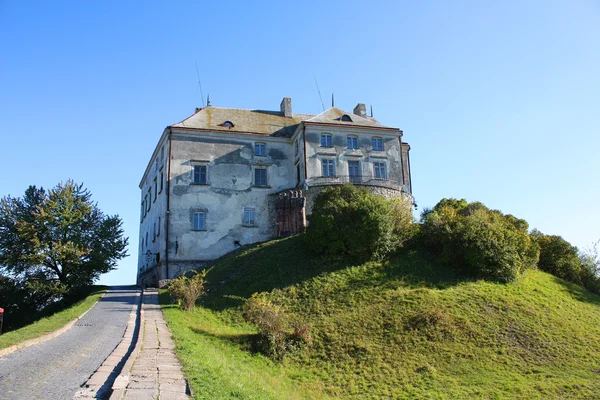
top-left (0, 287), bottom-right (140, 400)
top-left (111, 289), bottom-right (190, 400)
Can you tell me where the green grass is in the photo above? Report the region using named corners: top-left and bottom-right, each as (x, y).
top-left (0, 286), bottom-right (107, 350)
top-left (161, 236), bottom-right (600, 399)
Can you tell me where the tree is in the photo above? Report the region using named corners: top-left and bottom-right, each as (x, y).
top-left (306, 185), bottom-right (395, 261)
top-left (420, 198), bottom-right (539, 282)
top-left (0, 180), bottom-right (128, 296)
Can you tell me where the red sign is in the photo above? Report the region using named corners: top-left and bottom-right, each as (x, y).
top-left (0, 308), bottom-right (4, 313)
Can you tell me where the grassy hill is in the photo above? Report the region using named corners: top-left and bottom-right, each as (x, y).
top-left (160, 235), bottom-right (600, 399)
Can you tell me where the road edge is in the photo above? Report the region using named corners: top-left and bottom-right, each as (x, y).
top-left (0, 289), bottom-right (108, 358)
top-left (74, 288), bottom-right (143, 399)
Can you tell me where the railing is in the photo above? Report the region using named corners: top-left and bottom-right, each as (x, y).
top-left (308, 175), bottom-right (401, 190)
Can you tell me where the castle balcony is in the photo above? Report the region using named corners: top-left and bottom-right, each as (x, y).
top-left (307, 175), bottom-right (401, 191)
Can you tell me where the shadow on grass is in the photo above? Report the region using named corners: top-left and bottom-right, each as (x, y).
top-left (551, 276), bottom-right (600, 306)
top-left (2, 285), bottom-right (108, 333)
top-left (197, 235), bottom-right (473, 312)
top-left (190, 326), bottom-right (256, 348)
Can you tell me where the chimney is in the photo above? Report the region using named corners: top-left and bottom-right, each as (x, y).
top-left (280, 97), bottom-right (292, 117)
top-left (353, 103), bottom-right (367, 118)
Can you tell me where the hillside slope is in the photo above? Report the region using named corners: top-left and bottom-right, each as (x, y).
top-left (161, 235), bottom-right (600, 399)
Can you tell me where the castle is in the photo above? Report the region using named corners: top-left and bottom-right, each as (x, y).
top-left (137, 98), bottom-right (412, 287)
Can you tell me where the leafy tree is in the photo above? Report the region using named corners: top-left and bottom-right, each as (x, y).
top-left (306, 185), bottom-right (395, 261)
top-left (0, 180), bottom-right (128, 297)
top-left (531, 230), bottom-right (582, 284)
top-left (421, 198), bottom-right (539, 282)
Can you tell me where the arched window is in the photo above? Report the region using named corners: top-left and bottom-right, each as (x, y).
top-left (340, 114), bottom-right (353, 122)
top-left (222, 121), bottom-right (234, 128)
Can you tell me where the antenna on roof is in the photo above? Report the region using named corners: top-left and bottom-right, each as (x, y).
top-left (195, 62), bottom-right (205, 108)
top-left (370, 105), bottom-right (373, 118)
top-left (313, 76), bottom-right (325, 111)
top-left (207, 94), bottom-right (211, 107)
top-left (332, 93), bottom-right (335, 107)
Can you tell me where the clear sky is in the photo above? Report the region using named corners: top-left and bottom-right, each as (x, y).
top-left (1, 1), bottom-right (598, 285)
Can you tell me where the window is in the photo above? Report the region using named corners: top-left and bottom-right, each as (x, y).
top-left (148, 188), bottom-right (152, 210)
top-left (153, 178), bottom-right (158, 201)
top-left (321, 133), bottom-right (332, 147)
top-left (157, 216), bottom-right (161, 236)
top-left (160, 146), bottom-right (164, 161)
top-left (193, 212), bottom-right (205, 231)
top-left (341, 114), bottom-right (353, 122)
top-left (348, 161), bottom-right (360, 183)
top-left (243, 208), bottom-right (256, 226)
top-left (145, 194), bottom-right (150, 212)
top-left (322, 159), bottom-right (335, 177)
top-left (372, 137), bottom-right (383, 151)
top-left (222, 121), bottom-right (234, 128)
top-left (255, 143), bottom-right (266, 156)
top-left (193, 165), bottom-right (207, 184)
top-left (159, 171), bottom-right (164, 193)
top-left (145, 232), bottom-right (148, 247)
top-left (153, 222), bottom-right (156, 242)
top-left (254, 168), bottom-right (267, 187)
top-left (347, 136), bottom-right (358, 149)
top-left (374, 161), bottom-right (387, 179)
top-left (141, 201), bottom-right (144, 221)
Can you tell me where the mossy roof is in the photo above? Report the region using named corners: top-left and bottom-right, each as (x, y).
top-left (170, 106), bottom-right (396, 137)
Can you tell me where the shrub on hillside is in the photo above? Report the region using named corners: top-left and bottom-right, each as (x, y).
top-left (421, 199), bottom-right (539, 282)
top-left (580, 240), bottom-right (600, 289)
top-left (531, 230), bottom-right (583, 284)
top-left (167, 270), bottom-right (207, 311)
top-left (306, 185), bottom-right (395, 261)
top-left (389, 196), bottom-right (418, 246)
top-left (244, 294), bottom-right (311, 360)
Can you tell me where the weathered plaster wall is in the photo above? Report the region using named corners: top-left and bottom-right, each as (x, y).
top-left (138, 137), bottom-right (169, 284)
top-left (167, 131), bottom-right (296, 265)
top-left (303, 126), bottom-right (404, 185)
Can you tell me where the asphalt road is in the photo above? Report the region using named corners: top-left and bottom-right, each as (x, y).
top-left (0, 287), bottom-right (139, 400)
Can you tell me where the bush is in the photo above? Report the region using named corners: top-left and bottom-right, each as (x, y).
top-left (306, 185), bottom-right (395, 261)
top-left (421, 199), bottom-right (539, 282)
top-left (244, 294), bottom-right (311, 360)
top-left (389, 196), bottom-right (418, 246)
top-left (167, 270), bottom-right (207, 311)
top-left (580, 240), bottom-right (600, 293)
top-left (531, 231), bottom-right (583, 284)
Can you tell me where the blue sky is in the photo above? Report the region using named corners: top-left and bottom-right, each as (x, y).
top-left (1, 1), bottom-right (598, 285)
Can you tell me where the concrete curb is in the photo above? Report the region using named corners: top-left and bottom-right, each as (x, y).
top-left (109, 291), bottom-right (146, 400)
top-left (0, 289), bottom-right (107, 359)
top-left (74, 288), bottom-right (143, 399)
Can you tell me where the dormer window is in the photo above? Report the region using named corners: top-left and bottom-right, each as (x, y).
top-left (340, 114), bottom-right (353, 122)
top-left (222, 121), bottom-right (234, 128)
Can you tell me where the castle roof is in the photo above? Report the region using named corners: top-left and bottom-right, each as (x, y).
top-left (170, 106), bottom-right (397, 137)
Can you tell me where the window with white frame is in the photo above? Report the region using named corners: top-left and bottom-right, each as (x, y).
top-left (372, 137), bottom-right (383, 151)
top-left (193, 165), bottom-right (207, 185)
top-left (373, 161), bottom-right (387, 179)
top-left (254, 168), bottom-right (267, 187)
top-left (193, 211), bottom-right (205, 231)
top-left (243, 208), bottom-right (256, 226)
top-left (321, 133), bottom-right (332, 147)
top-left (255, 143), bottom-right (266, 156)
top-left (322, 159), bottom-right (335, 177)
top-left (347, 135), bottom-right (358, 149)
